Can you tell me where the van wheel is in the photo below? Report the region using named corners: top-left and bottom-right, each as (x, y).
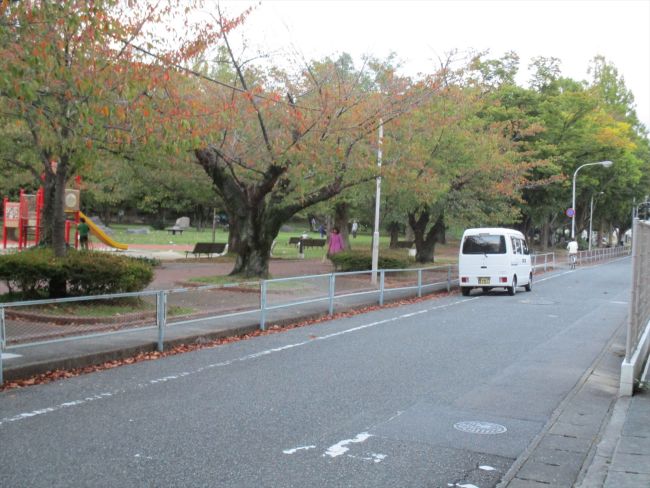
top-left (461, 287), bottom-right (471, 296)
top-left (525, 273), bottom-right (532, 292)
top-left (508, 276), bottom-right (517, 296)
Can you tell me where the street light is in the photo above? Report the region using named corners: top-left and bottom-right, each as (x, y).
top-left (371, 119), bottom-right (383, 285)
top-left (571, 161), bottom-right (613, 239)
top-left (588, 191), bottom-right (604, 251)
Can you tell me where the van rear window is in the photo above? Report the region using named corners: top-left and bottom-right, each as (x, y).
top-left (462, 235), bottom-right (506, 254)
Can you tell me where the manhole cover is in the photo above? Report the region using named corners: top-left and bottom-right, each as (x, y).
top-left (453, 421), bottom-right (507, 435)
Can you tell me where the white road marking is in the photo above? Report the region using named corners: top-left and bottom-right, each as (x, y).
top-left (283, 445), bottom-right (316, 454)
top-left (323, 432), bottom-right (372, 458)
top-left (479, 465), bottom-right (496, 471)
top-left (0, 297), bottom-right (485, 427)
top-left (610, 301), bottom-right (628, 305)
top-left (1, 352), bottom-right (22, 360)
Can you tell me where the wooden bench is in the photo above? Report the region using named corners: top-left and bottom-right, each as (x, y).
top-left (288, 237), bottom-right (302, 245)
top-left (185, 242), bottom-right (228, 258)
top-left (395, 240), bottom-right (414, 249)
top-left (301, 238), bottom-right (326, 249)
top-left (166, 226), bottom-right (184, 235)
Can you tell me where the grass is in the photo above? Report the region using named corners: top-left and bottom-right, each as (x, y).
top-left (99, 224), bottom-right (402, 261)
top-left (23, 298), bottom-right (193, 317)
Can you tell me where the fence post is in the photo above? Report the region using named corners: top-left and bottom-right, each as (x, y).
top-left (156, 291), bottom-right (166, 353)
top-left (328, 273), bottom-right (335, 316)
top-left (446, 265), bottom-right (451, 292)
top-left (379, 270), bottom-right (385, 306)
top-left (417, 269), bottom-right (422, 298)
top-left (260, 280), bottom-right (267, 331)
top-left (626, 219), bottom-right (640, 361)
top-left (0, 306), bottom-right (4, 385)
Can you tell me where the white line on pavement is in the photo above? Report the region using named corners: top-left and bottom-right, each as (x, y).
top-left (0, 298), bottom-right (474, 427)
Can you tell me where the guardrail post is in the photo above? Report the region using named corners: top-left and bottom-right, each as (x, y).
top-left (0, 306), bottom-right (5, 385)
top-left (552, 252), bottom-right (556, 269)
top-left (379, 270), bottom-right (385, 306)
top-left (328, 273), bottom-right (335, 316)
top-left (260, 280), bottom-right (267, 331)
top-left (156, 291), bottom-right (166, 352)
top-left (446, 265), bottom-right (451, 292)
top-left (417, 269), bottom-right (422, 298)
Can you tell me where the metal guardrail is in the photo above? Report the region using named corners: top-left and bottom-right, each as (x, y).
top-left (531, 252), bottom-right (555, 272)
top-left (3, 247), bottom-right (627, 384)
top-left (259, 265), bottom-right (456, 330)
top-left (574, 245), bottom-right (631, 266)
top-left (0, 264), bottom-right (456, 383)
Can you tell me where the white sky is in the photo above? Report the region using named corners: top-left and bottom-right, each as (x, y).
top-left (219, 0), bottom-right (650, 132)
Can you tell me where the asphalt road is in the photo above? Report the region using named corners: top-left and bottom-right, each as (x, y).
top-left (0, 258), bottom-right (631, 488)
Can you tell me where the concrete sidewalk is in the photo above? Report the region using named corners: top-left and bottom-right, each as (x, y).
top-left (498, 313), bottom-right (650, 487)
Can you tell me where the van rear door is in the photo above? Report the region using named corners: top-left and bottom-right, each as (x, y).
top-left (460, 233), bottom-right (509, 285)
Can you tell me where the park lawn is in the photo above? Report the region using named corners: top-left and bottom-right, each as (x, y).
top-left (103, 224), bottom-right (393, 260)
top-left (97, 224), bottom-right (460, 263)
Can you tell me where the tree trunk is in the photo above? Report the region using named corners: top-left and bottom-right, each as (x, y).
top-left (388, 221), bottom-right (400, 248)
top-left (228, 206), bottom-right (279, 278)
top-left (333, 202), bottom-right (350, 250)
top-left (541, 220), bottom-right (550, 251)
top-left (408, 209), bottom-right (445, 263)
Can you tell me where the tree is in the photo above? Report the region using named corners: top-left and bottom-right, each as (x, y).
top-left (382, 73), bottom-right (529, 263)
top-left (0, 0), bottom-right (237, 261)
top-left (193, 14), bottom-right (421, 277)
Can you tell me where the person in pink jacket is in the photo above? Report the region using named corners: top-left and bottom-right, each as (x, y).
top-left (327, 227), bottom-right (344, 257)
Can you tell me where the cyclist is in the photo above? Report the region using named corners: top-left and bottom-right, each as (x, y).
top-left (566, 239), bottom-right (578, 269)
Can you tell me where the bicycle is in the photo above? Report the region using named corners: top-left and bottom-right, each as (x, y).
top-left (569, 253), bottom-right (577, 270)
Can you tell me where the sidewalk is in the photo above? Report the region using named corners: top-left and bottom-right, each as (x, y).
top-left (498, 313), bottom-right (650, 487)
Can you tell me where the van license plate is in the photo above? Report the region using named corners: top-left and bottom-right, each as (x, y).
top-left (478, 277), bottom-right (490, 285)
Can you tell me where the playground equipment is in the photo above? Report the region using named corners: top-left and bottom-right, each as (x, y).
top-left (2, 184), bottom-right (128, 251)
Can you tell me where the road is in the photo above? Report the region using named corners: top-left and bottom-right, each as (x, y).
top-left (0, 258), bottom-right (631, 487)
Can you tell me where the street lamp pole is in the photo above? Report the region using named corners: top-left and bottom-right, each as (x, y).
top-left (571, 161), bottom-right (613, 240)
top-left (588, 192), bottom-right (603, 251)
top-left (371, 119), bottom-right (383, 285)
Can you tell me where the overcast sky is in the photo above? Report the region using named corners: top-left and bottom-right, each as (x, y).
top-left (219, 0), bottom-right (650, 132)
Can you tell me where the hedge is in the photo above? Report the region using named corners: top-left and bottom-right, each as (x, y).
top-left (0, 248), bottom-right (154, 299)
top-left (329, 250), bottom-right (412, 272)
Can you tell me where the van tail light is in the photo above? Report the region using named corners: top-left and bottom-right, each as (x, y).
top-left (499, 277), bottom-right (508, 283)
top-left (461, 277), bottom-right (468, 283)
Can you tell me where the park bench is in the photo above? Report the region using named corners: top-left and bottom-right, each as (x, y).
top-left (185, 242), bottom-right (228, 258)
top-left (395, 240), bottom-right (414, 249)
top-left (301, 238), bottom-right (326, 249)
top-left (288, 237), bottom-right (302, 245)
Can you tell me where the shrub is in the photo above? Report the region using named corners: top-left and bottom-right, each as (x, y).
top-left (64, 251), bottom-right (154, 295)
top-left (0, 248), bottom-right (154, 299)
top-left (329, 250), bottom-right (411, 272)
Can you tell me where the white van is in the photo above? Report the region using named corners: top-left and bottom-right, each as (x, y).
top-left (458, 228), bottom-right (532, 296)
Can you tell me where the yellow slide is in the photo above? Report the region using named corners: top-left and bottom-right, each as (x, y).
top-left (78, 211), bottom-right (128, 250)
